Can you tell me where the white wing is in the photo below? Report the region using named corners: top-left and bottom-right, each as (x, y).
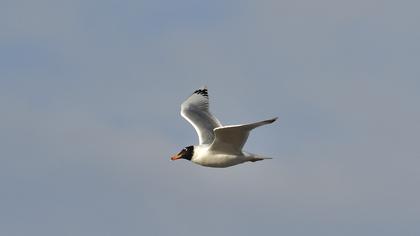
top-left (181, 86), bottom-right (222, 145)
top-left (209, 117), bottom-right (278, 154)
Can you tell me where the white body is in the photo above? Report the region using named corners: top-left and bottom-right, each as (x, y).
top-left (191, 145), bottom-right (260, 168)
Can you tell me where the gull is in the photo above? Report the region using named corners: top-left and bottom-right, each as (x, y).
top-left (171, 86), bottom-right (277, 168)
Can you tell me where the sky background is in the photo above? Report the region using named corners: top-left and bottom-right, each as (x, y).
top-left (1, 0), bottom-right (420, 235)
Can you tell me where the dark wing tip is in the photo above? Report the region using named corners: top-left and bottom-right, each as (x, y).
top-left (266, 117), bottom-right (278, 124)
top-left (193, 87), bottom-right (208, 98)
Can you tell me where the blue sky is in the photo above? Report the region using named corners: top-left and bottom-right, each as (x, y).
top-left (1, 0), bottom-right (420, 235)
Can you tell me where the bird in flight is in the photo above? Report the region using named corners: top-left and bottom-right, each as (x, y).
top-left (171, 86), bottom-right (277, 168)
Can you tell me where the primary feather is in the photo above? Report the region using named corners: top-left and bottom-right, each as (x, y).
top-left (180, 86), bottom-right (222, 145)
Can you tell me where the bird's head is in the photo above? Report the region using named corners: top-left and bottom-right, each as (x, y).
top-left (171, 146), bottom-right (194, 161)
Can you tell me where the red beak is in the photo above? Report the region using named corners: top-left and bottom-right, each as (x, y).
top-left (171, 153), bottom-right (182, 160)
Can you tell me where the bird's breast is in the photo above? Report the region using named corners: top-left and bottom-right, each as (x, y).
top-left (192, 152), bottom-right (246, 168)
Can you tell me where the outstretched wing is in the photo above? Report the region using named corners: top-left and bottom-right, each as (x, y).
top-left (209, 117), bottom-right (278, 154)
top-left (181, 86), bottom-right (222, 145)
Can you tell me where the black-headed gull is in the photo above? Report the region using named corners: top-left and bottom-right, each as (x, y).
top-left (171, 86), bottom-right (277, 168)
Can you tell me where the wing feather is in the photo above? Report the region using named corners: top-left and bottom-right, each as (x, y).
top-left (181, 86), bottom-right (222, 145)
top-left (209, 117), bottom-right (278, 154)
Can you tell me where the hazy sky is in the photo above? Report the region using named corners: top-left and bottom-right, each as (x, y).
top-left (1, 1), bottom-right (419, 235)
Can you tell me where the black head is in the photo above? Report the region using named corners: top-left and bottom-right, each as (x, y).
top-left (171, 146), bottom-right (194, 161)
